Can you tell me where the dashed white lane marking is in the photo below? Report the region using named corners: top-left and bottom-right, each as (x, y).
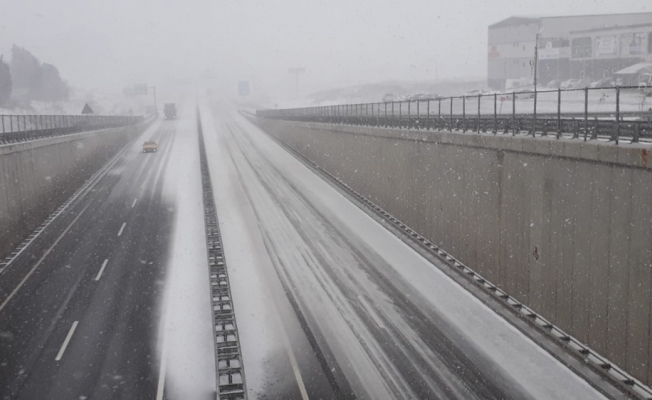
top-left (55, 321), bottom-right (79, 361)
top-left (131, 198), bottom-right (138, 208)
top-left (0, 202), bottom-right (92, 313)
top-left (117, 222), bottom-right (126, 237)
top-left (358, 295), bottom-right (386, 329)
top-left (95, 259), bottom-right (109, 281)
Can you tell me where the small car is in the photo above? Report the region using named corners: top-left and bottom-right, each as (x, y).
top-left (142, 140), bottom-right (158, 153)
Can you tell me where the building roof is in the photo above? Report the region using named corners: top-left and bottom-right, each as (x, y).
top-left (615, 62), bottom-right (652, 75)
top-left (490, 12), bottom-right (652, 30)
top-left (489, 16), bottom-right (540, 29)
top-left (571, 22), bottom-right (652, 34)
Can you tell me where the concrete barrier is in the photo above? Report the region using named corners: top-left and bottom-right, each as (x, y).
top-left (255, 117), bottom-right (652, 385)
top-left (0, 123), bottom-right (148, 260)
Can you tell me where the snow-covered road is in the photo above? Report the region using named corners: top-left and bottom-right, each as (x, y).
top-left (200, 100), bottom-right (610, 400)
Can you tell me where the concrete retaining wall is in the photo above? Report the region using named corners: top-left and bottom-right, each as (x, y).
top-left (256, 117), bottom-right (652, 385)
top-left (0, 124), bottom-right (147, 260)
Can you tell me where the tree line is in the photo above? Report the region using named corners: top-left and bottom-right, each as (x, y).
top-left (0, 45), bottom-right (70, 107)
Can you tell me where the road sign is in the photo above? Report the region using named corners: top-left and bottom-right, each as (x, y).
top-left (238, 81), bottom-right (250, 96)
top-left (134, 84), bottom-right (148, 95)
top-left (81, 103), bottom-right (94, 114)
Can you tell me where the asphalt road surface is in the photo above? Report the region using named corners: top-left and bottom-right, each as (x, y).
top-left (0, 119), bottom-right (177, 400)
top-left (201, 101), bottom-right (613, 400)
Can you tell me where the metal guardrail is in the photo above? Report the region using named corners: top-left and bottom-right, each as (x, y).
top-left (0, 114), bottom-right (144, 144)
top-left (197, 109), bottom-right (247, 400)
top-left (257, 86), bottom-right (652, 145)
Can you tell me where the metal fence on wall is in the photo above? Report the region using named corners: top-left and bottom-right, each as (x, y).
top-left (258, 86), bottom-right (652, 144)
top-left (0, 114), bottom-right (144, 144)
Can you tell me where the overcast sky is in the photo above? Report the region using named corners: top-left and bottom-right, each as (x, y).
top-left (1, 0), bottom-right (650, 96)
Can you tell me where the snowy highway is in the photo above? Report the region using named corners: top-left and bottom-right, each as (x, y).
top-left (200, 101), bottom-right (615, 400)
top-left (0, 100), bottom-right (629, 400)
top-left (0, 118), bottom-right (178, 399)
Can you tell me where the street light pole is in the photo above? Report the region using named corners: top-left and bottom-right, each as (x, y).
top-left (533, 31), bottom-right (540, 134)
top-left (534, 33), bottom-right (539, 89)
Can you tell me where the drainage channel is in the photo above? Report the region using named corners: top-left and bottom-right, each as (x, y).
top-left (243, 111), bottom-right (651, 400)
top-left (197, 109), bottom-right (248, 400)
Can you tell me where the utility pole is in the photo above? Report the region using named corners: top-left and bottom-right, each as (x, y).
top-left (533, 32), bottom-right (539, 88)
top-left (149, 86), bottom-right (157, 116)
top-left (288, 68), bottom-right (305, 96)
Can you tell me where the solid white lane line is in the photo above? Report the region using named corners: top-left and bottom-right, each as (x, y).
top-left (0, 202), bottom-right (92, 313)
top-left (155, 331), bottom-right (169, 400)
top-left (95, 259), bottom-right (109, 281)
top-left (117, 222), bottom-right (126, 237)
top-left (55, 321), bottom-right (79, 361)
top-left (358, 295), bottom-right (386, 329)
top-left (131, 198), bottom-right (138, 208)
top-left (280, 324), bottom-right (310, 400)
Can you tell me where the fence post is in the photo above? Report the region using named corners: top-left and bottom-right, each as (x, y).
top-left (477, 94), bottom-right (481, 133)
top-left (512, 90), bottom-right (516, 135)
top-left (438, 99), bottom-right (441, 130)
top-left (533, 86), bottom-right (537, 137)
top-left (493, 93), bottom-right (497, 134)
top-left (557, 88), bottom-right (562, 139)
top-left (462, 96), bottom-right (466, 132)
top-left (615, 87), bottom-right (620, 144)
top-left (584, 87), bottom-right (589, 141)
top-left (450, 97), bottom-right (453, 132)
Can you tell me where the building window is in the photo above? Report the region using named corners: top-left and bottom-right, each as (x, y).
top-left (620, 32), bottom-right (645, 55)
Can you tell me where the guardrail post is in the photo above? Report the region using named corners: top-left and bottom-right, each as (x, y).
top-left (1, 116), bottom-right (4, 133)
top-left (557, 88), bottom-right (562, 139)
top-left (10, 115), bottom-right (13, 132)
top-left (427, 100), bottom-right (430, 130)
top-left (615, 87), bottom-right (620, 144)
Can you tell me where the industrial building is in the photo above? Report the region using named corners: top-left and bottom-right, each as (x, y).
top-left (488, 12), bottom-right (652, 90)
